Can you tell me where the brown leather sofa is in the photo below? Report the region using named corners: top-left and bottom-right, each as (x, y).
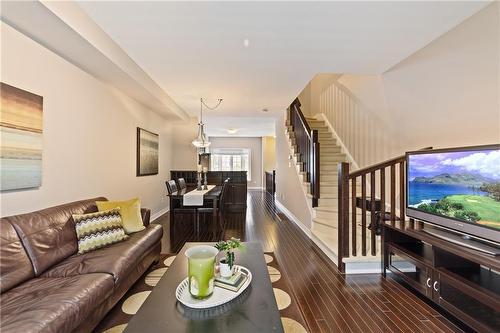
top-left (0, 197), bottom-right (163, 333)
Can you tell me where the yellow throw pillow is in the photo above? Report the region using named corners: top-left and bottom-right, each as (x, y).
top-left (96, 198), bottom-right (145, 234)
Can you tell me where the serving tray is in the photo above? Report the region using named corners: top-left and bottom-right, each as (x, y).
top-left (176, 265), bottom-right (252, 309)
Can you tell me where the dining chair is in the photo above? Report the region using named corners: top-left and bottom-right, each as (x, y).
top-left (197, 178), bottom-right (231, 237)
top-left (166, 179), bottom-right (196, 233)
top-left (166, 180), bottom-right (178, 194)
top-left (177, 178), bottom-right (187, 190)
top-left (218, 178), bottom-right (231, 215)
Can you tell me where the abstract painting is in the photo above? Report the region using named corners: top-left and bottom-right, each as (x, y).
top-left (1, 83), bottom-right (43, 191)
top-left (136, 127), bottom-right (159, 176)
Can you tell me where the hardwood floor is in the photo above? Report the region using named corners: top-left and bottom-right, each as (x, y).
top-left (154, 190), bottom-right (465, 333)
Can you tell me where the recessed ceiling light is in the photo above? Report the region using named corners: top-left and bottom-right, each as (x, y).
top-left (262, 108), bottom-right (269, 112)
top-left (243, 39), bottom-right (250, 48)
top-left (227, 128), bottom-right (238, 135)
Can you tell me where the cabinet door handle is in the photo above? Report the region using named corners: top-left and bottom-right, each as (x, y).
top-left (433, 281), bottom-right (439, 292)
top-left (426, 278), bottom-right (431, 288)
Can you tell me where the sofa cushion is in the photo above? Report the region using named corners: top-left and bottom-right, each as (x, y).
top-left (73, 208), bottom-right (129, 254)
top-left (3, 197), bottom-right (106, 276)
top-left (96, 198), bottom-right (145, 234)
top-left (41, 224), bottom-right (163, 285)
top-left (0, 219), bottom-right (35, 293)
top-left (0, 273), bottom-right (114, 333)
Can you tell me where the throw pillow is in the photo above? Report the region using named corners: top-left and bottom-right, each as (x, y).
top-left (73, 208), bottom-right (129, 254)
top-left (96, 198), bottom-right (145, 234)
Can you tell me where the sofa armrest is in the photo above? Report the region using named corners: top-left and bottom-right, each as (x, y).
top-left (141, 208), bottom-right (151, 227)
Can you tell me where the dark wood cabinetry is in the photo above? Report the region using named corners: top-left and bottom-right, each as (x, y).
top-left (387, 242), bottom-right (434, 298)
top-left (383, 224), bottom-right (500, 333)
top-left (170, 171), bottom-right (247, 212)
top-left (226, 184), bottom-right (247, 211)
top-left (265, 170), bottom-right (276, 195)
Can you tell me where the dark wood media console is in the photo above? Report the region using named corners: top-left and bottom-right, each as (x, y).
top-left (170, 171), bottom-right (247, 212)
top-left (383, 223), bottom-right (500, 333)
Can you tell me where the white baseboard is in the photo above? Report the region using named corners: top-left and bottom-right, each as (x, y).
top-left (344, 261), bottom-right (382, 274)
top-left (275, 201), bottom-right (341, 269)
top-left (151, 207), bottom-right (169, 222)
top-left (275, 200), bottom-right (311, 237)
top-left (310, 232), bottom-right (339, 264)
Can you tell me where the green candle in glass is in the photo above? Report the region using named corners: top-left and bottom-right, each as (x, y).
top-left (185, 245), bottom-right (218, 299)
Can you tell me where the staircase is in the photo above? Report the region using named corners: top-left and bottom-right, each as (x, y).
top-left (285, 109), bottom-right (381, 272)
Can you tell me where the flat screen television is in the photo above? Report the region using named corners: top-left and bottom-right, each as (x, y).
top-left (406, 144), bottom-right (500, 244)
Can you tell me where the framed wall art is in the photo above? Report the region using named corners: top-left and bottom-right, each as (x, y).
top-left (136, 127), bottom-right (159, 176)
top-left (1, 82), bottom-right (43, 191)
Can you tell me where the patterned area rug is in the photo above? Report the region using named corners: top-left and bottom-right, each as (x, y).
top-left (93, 253), bottom-right (308, 333)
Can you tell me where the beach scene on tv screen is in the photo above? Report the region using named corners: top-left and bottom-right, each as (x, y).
top-left (408, 149), bottom-right (500, 230)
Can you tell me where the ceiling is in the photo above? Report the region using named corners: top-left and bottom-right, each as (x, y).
top-left (77, 1), bottom-right (487, 123)
top-left (204, 116), bottom-right (275, 137)
top-left (1, 1), bottom-right (190, 120)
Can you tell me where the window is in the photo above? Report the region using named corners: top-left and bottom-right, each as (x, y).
top-left (210, 148), bottom-right (251, 180)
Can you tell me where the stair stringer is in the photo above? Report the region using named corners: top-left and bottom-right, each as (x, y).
top-left (282, 123), bottom-right (315, 223)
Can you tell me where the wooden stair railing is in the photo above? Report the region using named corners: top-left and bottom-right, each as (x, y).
top-left (287, 99), bottom-right (320, 207)
top-left (337, 147), bottom-right (432, 272)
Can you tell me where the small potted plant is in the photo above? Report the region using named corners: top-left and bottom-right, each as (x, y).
top-left (215, 238), bottom-right (242, 278)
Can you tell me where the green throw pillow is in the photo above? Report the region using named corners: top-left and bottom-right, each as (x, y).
top-left (73, 208), bottom-right (129, 254)
top-left (96, 198), bottom-right (145, 234)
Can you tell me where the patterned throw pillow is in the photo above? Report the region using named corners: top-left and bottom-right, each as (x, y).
top-left (73, 208), bottom-right (129, 254)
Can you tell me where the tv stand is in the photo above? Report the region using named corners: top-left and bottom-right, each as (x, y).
top-left (383, 223), bottom-right (500, 333)
top-left (422, 227), bottom-right (500, 256)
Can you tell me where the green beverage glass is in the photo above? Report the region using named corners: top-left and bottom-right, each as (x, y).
top-left (185, 245), bottom-right (218, 299)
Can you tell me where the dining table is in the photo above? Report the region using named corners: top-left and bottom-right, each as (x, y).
top-left (168, 185), bottom-right (223, 236)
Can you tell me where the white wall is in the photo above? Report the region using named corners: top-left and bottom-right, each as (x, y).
top-left (319, 2), bottom-right (499, 168)
top-left (298, 81), bottom-right (312, 116)
top-left (320, 76), bottom-right (398, 168)
top-left (208, 137), bottom-right (263, 188)
top-left (382, 1), bottom-right (499, 152)
top-left (262, 136), bottom-right (276, 186)
top-left (0, 22), bottom-right (173, 218)
top-left (299, 74), bottom-right (342, 116)
top-left (171, 117), bottom-right (199, 170)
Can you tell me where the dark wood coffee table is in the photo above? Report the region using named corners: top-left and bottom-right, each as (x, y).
top-left (124, 242), bottom-right (284, 333)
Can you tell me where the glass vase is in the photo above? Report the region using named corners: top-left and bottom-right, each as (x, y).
top-left (185, 245), bottom-right (218, 299)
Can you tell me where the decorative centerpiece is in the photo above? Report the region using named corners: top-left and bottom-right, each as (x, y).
top-left (176, 240), bottom-right (251, 309)
top-left (203, 166), bottom-right (208, 190)
top-left (185, 245), bottom-right (218, 299)
top-left (215, 238), bottom-right (242, 278)
top-left (196, 164), bottom-right (203, 190)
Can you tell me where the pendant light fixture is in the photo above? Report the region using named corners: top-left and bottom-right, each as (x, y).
top-left (192, 97), bottom-right (223, 148)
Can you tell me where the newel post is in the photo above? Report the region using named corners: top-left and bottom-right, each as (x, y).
top-left (311, 130), bottom-right (320, 207)
top-left (337, 162), bottom-right (350, 272)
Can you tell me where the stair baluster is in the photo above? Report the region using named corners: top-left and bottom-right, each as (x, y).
top-left (288, 99), bottom-right (320, 207)
top-left (337, 147), bottom-right (432, 273)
